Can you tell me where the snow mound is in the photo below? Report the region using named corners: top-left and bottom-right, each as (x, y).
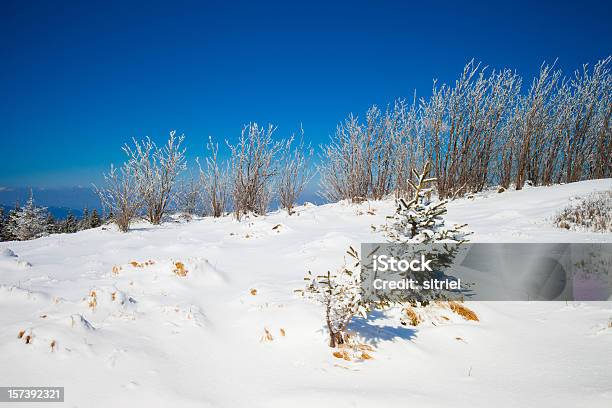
top-left (0, 179), bottom-right (610, 407)
top-left (0, 247), bottom-right (17, 258)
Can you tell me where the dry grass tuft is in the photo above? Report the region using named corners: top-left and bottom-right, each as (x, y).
top-left (448, 301), bottom-right (479, 321)
top-left (17, 330), bottom-right (25, 339)
top-left (88, 291), bottom-right (97, 310)
top-left (332, 350), bottom-right (352, 361)
top-left (50, 340), bottom-right (56, 352)
top-left (112, 265), bottom-right (122, 275)
top-left (260, 328), bottom-right (274, 342)
top-left (360, 352), bottom-right (373, 360)
top-left (25, 335), bottom-right (32, 344)
top-left (331, 334), bottom-right (375, 362)
top-left (129, 260), bottom-right (156, 268)
top-left (173, 261), bottom-right (188, 277)
top-left (279, 328), bottom-right (286, 337)
top-left (402, 307), bottom-right (421, 326)
top-left (250, 288), bottom-right (258, 296)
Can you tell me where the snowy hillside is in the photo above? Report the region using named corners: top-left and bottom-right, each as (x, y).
top-left (1, 179), bottom-right (611, 408)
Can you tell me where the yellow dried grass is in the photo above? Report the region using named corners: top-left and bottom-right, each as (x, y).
top-left (173, 261), bottom-right (188, 277)
top-left (448, 301), bottom-right (479, 321)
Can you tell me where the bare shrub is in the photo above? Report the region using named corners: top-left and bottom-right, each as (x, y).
top-left (124, 130), bottom-right (187, 224)
top-left (422, 61), bottom-right (521, 198)
top-left (198, 136), bottom-right (231, 217)
top-left (391, 97), bottom-right (424, 198)
top-left (95, 161), bottom-right (143, 232)
top-left (276, 126), bottom-right (315, 214)
top-left (175, 171), bottom-right (203, 216)
top-left (319, 101), bottom-right (420, 203)
top-left (319, 57), bottom-right (610, 202)
top-left (554, 190), bottom-right (612, 232)
top-left (319, 115), bottom-right (370, 202)
top-left (513, 63), bottom-right (561, 190)
top-left (298, 247), bottom-right (367, 348)
top-left (228, 123), bottom-right (283, 219)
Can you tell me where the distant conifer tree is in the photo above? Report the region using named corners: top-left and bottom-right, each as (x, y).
top-left (63, 212), bottom-right (78, 233)
top-left (8, 190), bottom-right (49, 241)
top-left (90, 209), bottom-right (101, 228)
top-left (45, 213), bottom-right (58, 234)
top-left (0, 207), bottom-right (7, 241)
top-left (4, 203), bottom-right (19, 241)
top-left (80, 207), bottom-right (90, 230)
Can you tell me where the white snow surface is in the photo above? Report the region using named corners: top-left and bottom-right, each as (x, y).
top-left (1, 179), bottom-right (611, 407)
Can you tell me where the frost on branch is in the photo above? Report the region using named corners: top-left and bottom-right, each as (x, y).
top-left (276, 126), bottom-right (315, 215)
top-left (198, 136), bottom-right (231, 218)
top-left (298, 247), bottom-right (368, 348)
top-left (228, 123), bottom-right (283, 220)
top-left (381, 161), bottom-right (469, 244)
top-left (95, 161), bottom-right (143, 233)
top-left (555, 190), bottom-right (612, 232)
top-left (124, 130), bottom-right (187, 225)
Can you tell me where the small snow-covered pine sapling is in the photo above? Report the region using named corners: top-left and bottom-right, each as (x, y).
top-left (298, 246), bottom-right (368, 348)
top-left (382, 160), bottom-right (469, 243)
top-left (379, 160), bottom-right (470, 313)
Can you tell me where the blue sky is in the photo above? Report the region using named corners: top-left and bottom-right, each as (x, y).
top-left (1, 0), bottom-right (611, 193)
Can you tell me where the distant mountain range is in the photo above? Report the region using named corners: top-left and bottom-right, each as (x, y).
top-left (0, 204), bottom-right (85, 219)
top-left (0, 186), bottom-right (101, 219)
top-left (0, 184), bottom-right (326, 220)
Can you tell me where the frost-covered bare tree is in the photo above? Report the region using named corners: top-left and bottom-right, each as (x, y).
top-left (421, 61), bottom-right (521, 198)
top-left (318, 57), bottom-right (610, 202)
top-left (124, 131), bottom-right (187, 224)
top-left (198, 136), bottom-right (231, 217)
top-left (95, 161), bottom-right (143, 232)
top-left (276, 127), bottom-right (315, 214)
top-left (504, 57), bottom-right (611, 188)
top-left (318, 115), bottom-right (370, 202)
top-left (228, 123), bottom-right (282, 219)
top-left (590, 58), bottom-right (612, 179)
top-left (513, 63), bottom-right (561, 190)
top-left (391, 97), bottom-right (424, 198)
top-left (175, 171), bottom-right (203, 216)
top-left (562, 58), bottom-right (611, 182)
top-left (319, 102), bottom-right (414, 203)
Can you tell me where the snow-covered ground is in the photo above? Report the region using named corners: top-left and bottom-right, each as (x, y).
top-left (1, 179), bottom-right (611, 407)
